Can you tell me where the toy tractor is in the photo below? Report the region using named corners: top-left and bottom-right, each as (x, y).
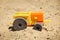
top-left (13, 12), bottom-right (44, 31)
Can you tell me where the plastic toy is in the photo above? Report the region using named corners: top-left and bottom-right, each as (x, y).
top-left (13, 11), bottom-right (44, 31)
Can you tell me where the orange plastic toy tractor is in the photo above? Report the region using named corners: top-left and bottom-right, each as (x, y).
top-left (13, 12), bottom-right (44, 31)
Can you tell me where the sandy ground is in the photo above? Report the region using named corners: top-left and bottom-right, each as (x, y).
top-left (0, 0), bottom-right (60, 40)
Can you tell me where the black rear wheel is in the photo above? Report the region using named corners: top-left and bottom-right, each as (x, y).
top-left (33, 23), bottom-right (42, 31)
top-left (13, 18), bottom-right (27, 31)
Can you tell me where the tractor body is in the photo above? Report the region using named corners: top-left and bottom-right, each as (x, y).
top-left (13, 12), bottom-right (44, 26)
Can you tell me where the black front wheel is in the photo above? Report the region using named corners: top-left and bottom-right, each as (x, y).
top-left (33, 23), bottom-right (42, 31)
top-left (13, 18), bottom-right (27, 31)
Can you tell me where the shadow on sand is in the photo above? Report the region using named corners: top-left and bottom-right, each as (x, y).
top-left (8, 26), bottom-right (16, 31)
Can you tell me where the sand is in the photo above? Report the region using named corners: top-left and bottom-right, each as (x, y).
top-left (0, 0), bottom-right (60, 40)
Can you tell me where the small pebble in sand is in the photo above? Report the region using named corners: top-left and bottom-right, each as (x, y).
top-left (46, 38), bottom-right (50, 40)
top-left (0, 34), bottom-right (1, 36)
top-left (40, 7), bottom-right (42, 9)
top-left (43, 27), bottom-right (48, 31)
top-left (34, 36), bottom-right (36, 39)
top-left (55, 13), bottom-right (59, 15)
top-left (44, 28), bottom-right (48, 31)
